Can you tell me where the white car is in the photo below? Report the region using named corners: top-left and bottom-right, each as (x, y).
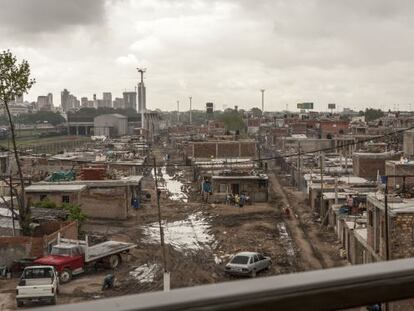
top-left (225, 252), bottom-right (272, 277)
top-left (16, 266), bottom-right (59, 307)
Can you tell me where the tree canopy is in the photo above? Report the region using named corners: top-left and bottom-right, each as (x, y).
top-left (218, 109), bottom-right (246, 132)
top-left (364, 108), bottom-right (384, 122)
top-left (0, 50), bottom-right (36, 235)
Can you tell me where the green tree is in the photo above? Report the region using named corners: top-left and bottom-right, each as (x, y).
top-left (0, 50), bottom-right (35, 235)
top-left (34, 200), bottom-right (87, 226)
top-left (365, 108), bottom-right (384, 122)
top-left (250, 107), bottom-right (262, 117)
top-left (218, 109), bottom-right (246, 132)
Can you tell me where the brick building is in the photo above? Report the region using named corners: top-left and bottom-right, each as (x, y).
top-left (191, 141), bottom-right (257, 159)
top-left (318, 120), bottom-right (349, 138)
top-left (25, 176), bottom-right (143, 220)
top-left (366, 194), bottom-right (414, 260)
top-left (209, 174), bottom-right (269, 203)
top-left (385, 160), bottom-right (414, 189)
top-left (353, 152), bottom-right (401, 180)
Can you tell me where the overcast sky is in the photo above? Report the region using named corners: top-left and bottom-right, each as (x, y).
top-left (2, 0), bottom-right (414, 111)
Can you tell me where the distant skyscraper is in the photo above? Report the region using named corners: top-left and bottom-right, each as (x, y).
top-left (47, 93), bottom-right (53, 107)
top-left (103, 92), bottom-right (112, 108)
top-left (61, 89), bottom-right (70, 112)
top-left (123, 91), bottom-right (137, 111)
top-left (37, 96), bottom-right (48, 110)
top-left (37, 94), bottom-right (53, 111)
top-left (138, 82), bottom-right (146, 112)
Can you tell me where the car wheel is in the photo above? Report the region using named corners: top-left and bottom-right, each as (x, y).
top-left (266, 262), bottom-right (272, 270)
top-left (251, 270), bottom-right (256, 278)
top-left (50, 295), bottom-right (57, 305)
top-left (60, 269), bottom-right (72, 283)
top-left (16, 299), bottom-right (24, 308)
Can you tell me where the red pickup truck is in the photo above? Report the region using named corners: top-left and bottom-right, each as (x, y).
top-left (34, 234), bottom-right (136, 283)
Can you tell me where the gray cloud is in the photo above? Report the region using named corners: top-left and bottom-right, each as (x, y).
top-left (3, 0), bottom-right (414, 111)
top-left (0, 0), bottom-right (105, 34)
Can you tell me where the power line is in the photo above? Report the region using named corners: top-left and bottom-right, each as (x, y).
top-left (153, 125), bottom-right (411, 168)
top-left (3, 124), bottom-right (409, 169)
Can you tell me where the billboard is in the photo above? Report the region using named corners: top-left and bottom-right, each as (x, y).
top-left (328, 103), bottom-right (336, 109)
top-left (297, 102), bottom-right (314, 110)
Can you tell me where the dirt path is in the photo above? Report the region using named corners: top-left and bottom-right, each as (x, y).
top-left (268, 173), bottom-right (325, 270)
top-left (268, 169), bottom-right (347, 271)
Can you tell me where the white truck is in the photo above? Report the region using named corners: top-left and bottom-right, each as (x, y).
top-left (34, 234), bottom-right (136, 283)
top-left (16, 265), bottom-right (59, 307)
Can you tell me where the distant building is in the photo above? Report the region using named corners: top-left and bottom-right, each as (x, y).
top-left (61, 89), bottom-right (70, 112)
top-left (8, 104), bottom-right (29, 116)
top-left (113, 97), bottom-right (125, 109)
top-left (15, 95), bottom-right (23, 104)
top-left (47, 93), bottom-right (53, 108)
top-left (96, 99), bottom-right (105, 109)
top-left (103, 92), bottom-right (112, 108)
top-left (123, 91), bottom-right (137, 111)
top-left (81, 97), bottom-right (89, 108)
top-left (94, 114), bottom-right (128, 137)
top-left (61, 89), bottom-right (79, 112)
top-left (37, 95), bottom-right (52, 111)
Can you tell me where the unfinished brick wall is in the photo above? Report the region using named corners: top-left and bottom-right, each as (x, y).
top-left (240, 142), bottom-right (256, 157)
top-left (390, 214), bottom-right (414, 259)
top-left (81, 187), bottom-right (128, 219)
top-left (217, 143), bottom-right (240, 158)
top-left (192, 141), bottom-right (256, 158)
top-left (354, 154), bottom-right (400, 180)
top-left (193, 143), bottom-right (217, 158)
top-left (43, 221), bottom-right (78, 248)
top-left (0, 236), bottom-right (43, 267)
top-left (354, 156), bottom-right (385, 180)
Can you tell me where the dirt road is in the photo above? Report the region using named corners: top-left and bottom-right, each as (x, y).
top-left (269, 169), bottom-right (346, 270)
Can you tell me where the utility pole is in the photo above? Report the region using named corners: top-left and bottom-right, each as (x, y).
top-left (189, 96), bottom-right (192, 125)
top-left (384, 176), bottom-right (390, 261)
top-left (298, 141), bottom-right (302, 190)
top-left (153, 157), bottom-right (169, 291)
top-left (320, 152), bottom-right (324, 214)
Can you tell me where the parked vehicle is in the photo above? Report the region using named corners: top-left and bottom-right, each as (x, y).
top-left (34, 234), bottom-right (136, 283)
top-left (224, 252), bottom-right (271, 277)
top-left (16, 265), bottom-right (59, 307)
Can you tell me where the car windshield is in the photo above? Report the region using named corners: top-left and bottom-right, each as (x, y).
top-left (23, 268), bottom-right (53, 279)
top-left (51, 246), bottom-right (72, 256)
top-left (231, 255), bottom-right (250, 265)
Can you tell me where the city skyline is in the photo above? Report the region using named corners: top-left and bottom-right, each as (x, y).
top-left (3, 1), bottom-right (414, 111)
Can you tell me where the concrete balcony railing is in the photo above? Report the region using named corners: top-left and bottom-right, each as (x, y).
top-left (38, 257), bottom-right (414, 311)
